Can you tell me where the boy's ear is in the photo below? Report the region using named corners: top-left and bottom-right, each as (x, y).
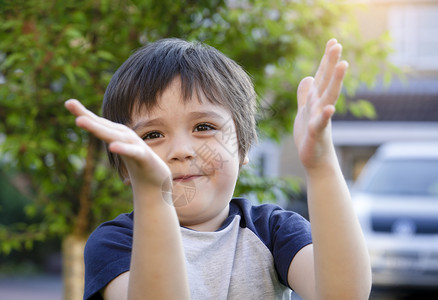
top-left (123, 177), bottom-right (131, 186)
top-left (242, 154), bottom-right (249, 165)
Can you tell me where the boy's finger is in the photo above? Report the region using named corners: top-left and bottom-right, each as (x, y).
top-left (323, 60), bottom-right (348, 106)
top-left (75, 115), bottom-right (138, 145)
top-left (317, 43), bottom-right (342, 97)
top-left (65, 99), bottom-right (97, 119)
top-left (314, 39), bottom-right (338, 87)
top-left (315, 105), bottom-right (335, 132)
top-left (66, 99), bottom-right (127, 131)
top-left (297, 77), bottom-right (314, 107)
top-left (108, 141), bottom-right (147, 160)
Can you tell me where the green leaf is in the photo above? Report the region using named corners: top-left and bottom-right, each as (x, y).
top-left (1, 52), bottom-right (25, 69)
top-left (65, 27), bottom-right (83, 39)
top-left (349, 99), bottom-right (377, 119)
top-left (96, 50), bottom-right (115, 61)
top-left (64, 64), bottom-right (76, 85)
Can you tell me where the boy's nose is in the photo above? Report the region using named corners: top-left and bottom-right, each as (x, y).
top-left (166, 135), bottom-right (196, 163)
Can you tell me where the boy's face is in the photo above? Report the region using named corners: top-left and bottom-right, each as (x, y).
top-left (129, 78), bottom-right (247, 231)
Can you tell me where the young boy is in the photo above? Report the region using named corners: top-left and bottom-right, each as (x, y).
top-left (65, 38), bottom-right (371, 300)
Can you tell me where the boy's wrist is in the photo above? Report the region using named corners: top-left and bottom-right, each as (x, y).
top-left (303, 151), bottom-right (340, 179)
top-left (131, 179), bottom-right (174, 209)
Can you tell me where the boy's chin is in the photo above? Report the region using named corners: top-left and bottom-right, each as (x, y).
top-left (170, 180), bottom-right (197, 208)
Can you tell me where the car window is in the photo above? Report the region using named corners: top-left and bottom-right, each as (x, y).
top-left (359, 159), bottom-right (438, 196)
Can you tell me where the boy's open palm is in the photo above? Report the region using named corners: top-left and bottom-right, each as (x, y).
top-left (293, 39), bottom-right (348, 170)
top-left (65, 99), bottom-right (171, 193)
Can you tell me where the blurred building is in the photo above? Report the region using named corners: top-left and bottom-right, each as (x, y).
top-left (278, 0), bottom-right (438, 185)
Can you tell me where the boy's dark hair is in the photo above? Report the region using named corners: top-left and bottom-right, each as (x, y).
top-left (102, 38), bottom-right (257, 179)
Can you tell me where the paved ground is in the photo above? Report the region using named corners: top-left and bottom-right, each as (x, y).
top-left (371, 287), bottom-right (438, 300)
top-left (0, 275), bottom-right (437, 300)
top-left (0, 274), bottom-right (62, 300)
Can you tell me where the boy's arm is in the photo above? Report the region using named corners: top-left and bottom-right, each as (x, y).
top-left (65, 100), bottom-right (190, 300)
top-left (287, 40), bottom-right (372, 299)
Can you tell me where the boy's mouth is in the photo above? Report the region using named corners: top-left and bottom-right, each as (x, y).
top-left (172, 174), bottom-right (203, 182)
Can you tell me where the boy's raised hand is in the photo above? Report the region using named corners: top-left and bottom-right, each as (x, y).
top-left (65, 99), bottom-right (171, 193)
top-left (66, 99), bottom-right (191, 299)
top-left (293, 39), bottom-right (348, 170)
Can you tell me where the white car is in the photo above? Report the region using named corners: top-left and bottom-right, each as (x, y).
top-left (352, 141), bottom-right (438, 288)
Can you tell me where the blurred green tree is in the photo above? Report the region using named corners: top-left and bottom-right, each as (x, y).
top-left (0, 0), bottom-right (392, 298)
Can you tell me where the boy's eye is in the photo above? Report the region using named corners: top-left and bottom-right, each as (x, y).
top-left (194, 123), bottom-right (215, 132)
top-left (142, 131), bottom-right (164, 140)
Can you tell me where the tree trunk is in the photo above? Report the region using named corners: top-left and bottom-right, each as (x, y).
top-left (63, 135), bottom-right (98, 299)
top-left (62, 234), bottom-right (87, 300)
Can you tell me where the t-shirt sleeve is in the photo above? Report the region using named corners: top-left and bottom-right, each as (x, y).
top-left (269, 208), bottom-right (312, 288)
top-left (83, 213), bottom-right (133, 300)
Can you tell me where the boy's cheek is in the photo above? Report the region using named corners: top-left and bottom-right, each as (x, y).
top-left (212, 128), bottom-right (239, 157)
top-left (193, 138), bottom-right (239, 176)
top-left (221, 123), bottom-right (239, 148)
top-left (202, 156), bottom-right (230, 176)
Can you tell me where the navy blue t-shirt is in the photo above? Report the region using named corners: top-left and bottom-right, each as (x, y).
top-left (84, 198), bottom-right (312, 299)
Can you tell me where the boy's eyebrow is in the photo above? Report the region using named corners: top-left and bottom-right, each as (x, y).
top-left (131, 118), bottom-right (165, 131)
top-left (132, 111), bottom-right (227, 131)
top-left (188, 111), bottom-right (226, 122)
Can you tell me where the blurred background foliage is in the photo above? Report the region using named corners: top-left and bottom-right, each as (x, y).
top-left (0, 0), bottom-right (393, 258)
